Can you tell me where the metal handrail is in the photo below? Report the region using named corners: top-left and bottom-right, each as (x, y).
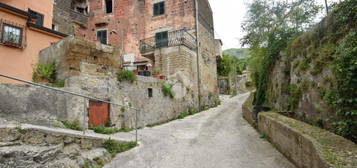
top-left (0, 73), bottom-right (139, 142)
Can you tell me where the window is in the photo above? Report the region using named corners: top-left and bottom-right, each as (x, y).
top-left (148, 88), bottom-right (153, 98)
top-left (1, 24), bottom-right (22, 47)
top-left (28, 9), bottom-right (44, 26)
top-left (105, 0), bottom-right (113, 14)
top-left (97, 29), bottom-right (107, 44)
top-left (153, 2), bottom-right (165, 16)
top-left (155, 31), bottom-right (168, 47)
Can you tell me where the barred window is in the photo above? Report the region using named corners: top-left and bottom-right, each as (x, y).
top-left (2, 24), bottom-right (22, 45)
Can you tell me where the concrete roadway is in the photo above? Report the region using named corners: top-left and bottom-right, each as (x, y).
top-left (105, 93), bottom-right (295, 168)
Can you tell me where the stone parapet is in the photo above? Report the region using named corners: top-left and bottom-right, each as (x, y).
top-left (258, 112), bottom-right (357, 168)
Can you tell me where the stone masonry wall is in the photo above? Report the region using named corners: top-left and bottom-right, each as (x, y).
top-left (119, 76), bottom-right (197, 128)
top-left (53, 0), bottom-right (89, 36)
top-left (0, 125), bottom-right (130, 168)
top-left (82, 0), bottom-right (196, 60)
top-left (197, 22), bottom-right (219, 107)
top-left (39, 36), bottom-right (121, 80)
top-left (0, 84), bottom-right (67, 126)
top-left (37, 37), bottom-right (197, 129)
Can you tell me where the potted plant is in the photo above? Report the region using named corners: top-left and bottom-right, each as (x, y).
top-left (152, 69), bottom-right (161, 78)
top-left (133, 70), bottom-right (139, 75)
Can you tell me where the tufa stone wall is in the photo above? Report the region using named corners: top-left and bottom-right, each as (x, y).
top-left (39, 36), bottom-right (121, 80)
top-left (154, 46), bottom-right (196, 79)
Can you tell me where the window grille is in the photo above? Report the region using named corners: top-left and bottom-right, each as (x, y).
top-left (0, 19), bottom-right (26, 49)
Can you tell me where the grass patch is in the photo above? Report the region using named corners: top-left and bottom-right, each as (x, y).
top-left (103, 139), bottom-right (137, 156)
top-left (62, 120), bottom-right (83, 131)
top-left (117, 70), bottom-right (136, 83)
top-left (89, 126), bottom-right (132, 134)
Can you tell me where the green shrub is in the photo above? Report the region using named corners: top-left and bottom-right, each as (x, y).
top-left (33, 63), bottom-right (56, 83)
top-left (103, 139), bottom-right (137, 156)
top-left (152, 69), bottom-right (161, 75)
top-left (332, 30), bottom-right (357, 142)
top-left (62, 120), bottom-right (83, 131)
top-left (298, 57), bottom-right (309, 72)
top-left (120, 107), bottom-right (126, 113)
top-left (162, 83), bottom-right (174, 98)
top-left (117, 70), bottom-right (136, 83)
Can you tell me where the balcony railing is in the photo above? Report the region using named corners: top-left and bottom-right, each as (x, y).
top-left (139, 29), bottom-right (197, 54)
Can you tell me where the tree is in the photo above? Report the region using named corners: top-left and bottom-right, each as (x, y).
top-left (241, 0), bottom-right (322, 105)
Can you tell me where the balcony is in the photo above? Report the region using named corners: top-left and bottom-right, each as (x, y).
top-left (139, 29), bottom-right (197, 54)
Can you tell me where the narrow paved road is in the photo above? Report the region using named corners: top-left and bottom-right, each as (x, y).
top-left (106, 93), bottom-right (295, 168)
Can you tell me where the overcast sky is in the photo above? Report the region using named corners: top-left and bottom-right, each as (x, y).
top-left (208, 0), bottom-right (340, 50)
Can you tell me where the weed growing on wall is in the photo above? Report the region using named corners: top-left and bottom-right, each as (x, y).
top-left (61, 120), bottom-right (83, 131)
top-left (161, 83), bottom-right (174, 98)
top-left (32, 63), bottom-right (65, 87)
top-left (33, 63), bottom-right (56, 83)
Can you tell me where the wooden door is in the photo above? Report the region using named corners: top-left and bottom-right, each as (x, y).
top-left (89, 100), bottom-right (110, 126)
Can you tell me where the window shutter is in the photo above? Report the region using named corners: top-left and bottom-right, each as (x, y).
top-left (160, 2), bottom-right (165, 15)
top-left (153, 3), bottom-right (159, 16)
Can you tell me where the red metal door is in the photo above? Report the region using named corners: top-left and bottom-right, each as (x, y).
top-left (89, 100), bottom-right (110, 126)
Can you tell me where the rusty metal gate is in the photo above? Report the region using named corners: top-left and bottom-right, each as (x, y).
top-left (89, 100), bottom-right (110, 126)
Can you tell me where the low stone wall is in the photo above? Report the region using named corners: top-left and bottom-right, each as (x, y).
top-left (242, 93), bottom-right (256, 128)
top-left (0, 74), bottom-right (197, 129)
top-left (242, 93), bottom-right (357, 168)
top-left (0, 125), bottom-right (131, 168)
top-left (258, 112), bottom-right (357, 168)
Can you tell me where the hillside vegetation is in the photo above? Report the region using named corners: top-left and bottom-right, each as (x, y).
top-left (223, 48), bottom-right (250, 59)
top-left (242, 0), bottom-right (356, 142)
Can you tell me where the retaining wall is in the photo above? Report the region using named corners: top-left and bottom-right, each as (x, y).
top-left (242, 93), bottom-right (357, 168)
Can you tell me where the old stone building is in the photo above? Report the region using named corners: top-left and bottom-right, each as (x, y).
top-left (53, 0), bottom-right (221, 108)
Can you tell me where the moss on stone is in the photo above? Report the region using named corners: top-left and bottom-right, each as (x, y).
top-left (261, 112), bottom-right (357, 167)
